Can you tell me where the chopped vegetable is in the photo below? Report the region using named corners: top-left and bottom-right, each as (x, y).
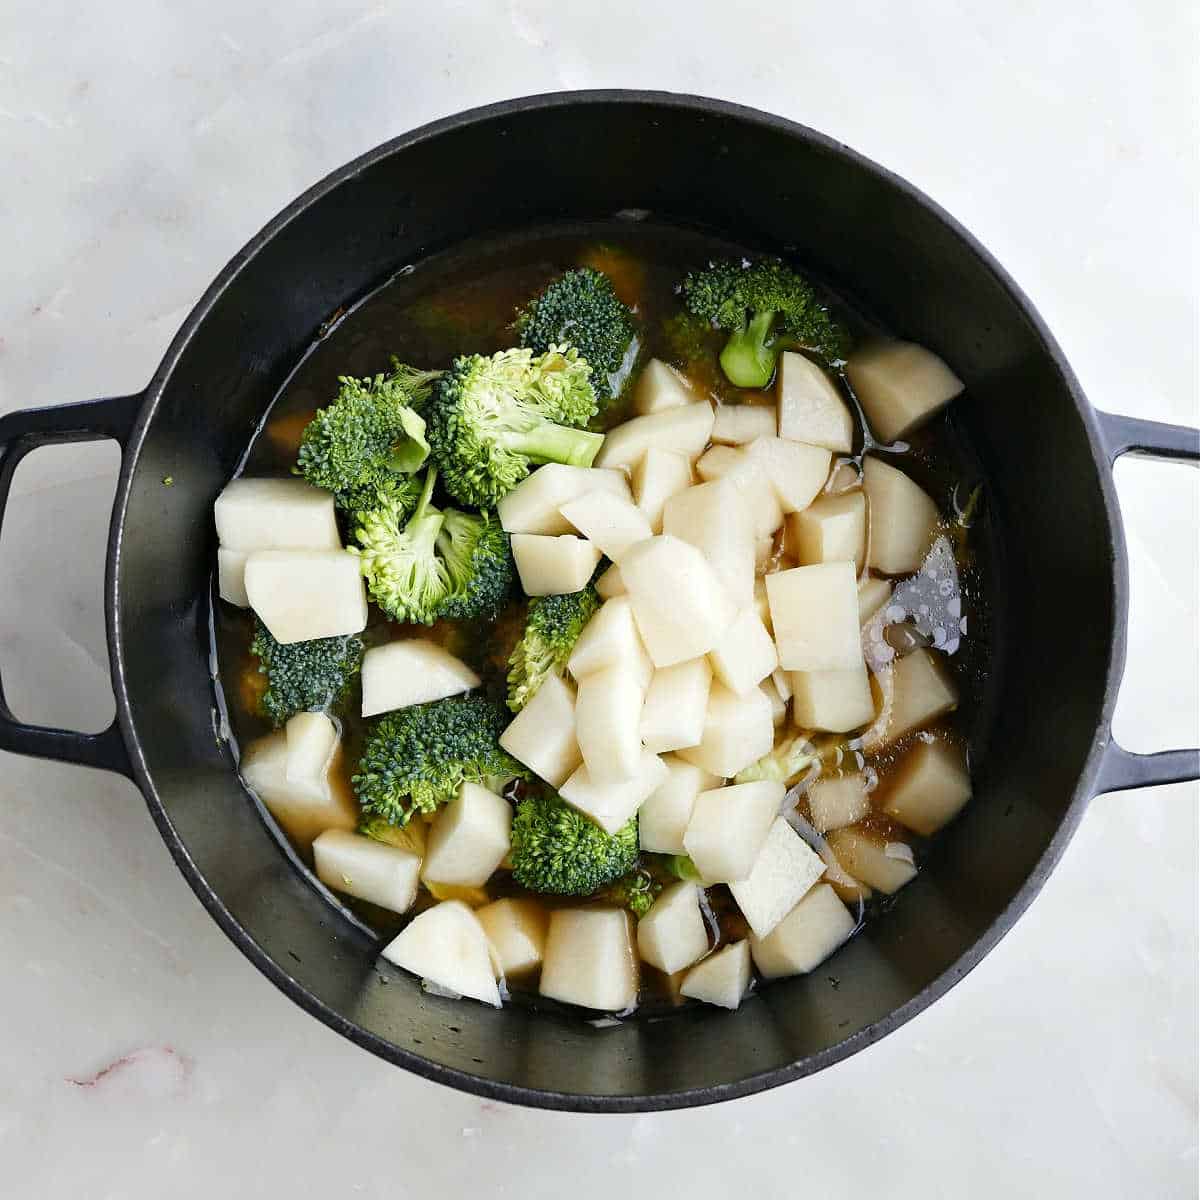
top-left (249, 617), bottom-right (364, 727)
top-left (506, 586), bottom-right (601, 711)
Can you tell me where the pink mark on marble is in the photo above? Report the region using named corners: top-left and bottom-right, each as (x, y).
top-left (66, 1045), bottom-right (193, 1098)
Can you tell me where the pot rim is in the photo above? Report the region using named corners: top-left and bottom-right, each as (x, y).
top-left (104, 90), bottom-right (1128, 1112)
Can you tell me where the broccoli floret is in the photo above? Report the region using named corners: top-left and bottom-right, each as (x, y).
top-left (354, 694), bottom-right (526, 826)
top-left (436, 508), bottom-right (516, 621)
top-left (734, 733), bottom-right (818, 787)
top-left (598, 868), bottom-right (661, 918)
top-left (681, 259), bottom-right (850, 388)
top-left (296, 362), bottom-right (440, 505)
top-left (339, 472), bottom-right (424, 528)
top-left (509, 792), bottom-right (638, 895)
top-left (249, 617), bottom-right (363, 727)
top-left (505, 586), bottom-right (601, 711)
top-left (428, 346), bottom-right (604, 507)
top-left (517, 268), bottom-right (639, 406)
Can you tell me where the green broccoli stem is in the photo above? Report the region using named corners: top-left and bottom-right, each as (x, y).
top-left (719, 308), bottom-right (780, 389)
top-left (407, 466), bottom-right (444, 547)
top-left (502, 422), bottom-right (605, 468)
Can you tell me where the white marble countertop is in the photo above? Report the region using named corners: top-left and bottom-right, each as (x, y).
top-left (1, 2), bottom-right (1196, 1195)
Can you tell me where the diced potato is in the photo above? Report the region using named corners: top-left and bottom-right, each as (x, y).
top-left (744, 437), bottom-right (832, 515)
top-left (244, 550), bottom-right (367, 644)
top-left (381, 900), bottom-right (501, 1006)
top-left (637, 881), bottom-right (710, 974)
top-left (806, 773), bottom-right (870, 833)
top-left (858, 575), bottom-right (893, 623)
top-left (511, 534), bottom-right (602, 596)
top-left (361, 640), bottom-right (480, 717)
top-left (789, 491), bottom-right (867, 571)
top-left (886, 648), bottom-right (959, 743)
top-left (638, 755), bottom-right (721, 854)
top-left (567, 595), bottom-right (652, 689)
top-left (709, 608), bottom-right (778, 695)
top-left (766, 562), bottom-right (862, 671)
top-left (595, 402), bottom-right (715, 471)
top-left (633, 448), bottom-right (692, 534)
top-left (662, 479), bottom-right (756, 609)
top-left (540, 907), bottom-right (639, 1011)
top-left (819, 847), bottom-right (873, 905)
top-left (633, 358), bottom-right (699, 415)
top-left (791, 664), bottom-right (875, 732)
top-left (676, 681), bottom-right (775, 777)
top-left (729, 817), bottom-right (827, 938)
top-left (595, 561), bottom-right (626, 598)
top-left (776, 352), bottom-right (853, 453)
top-left (880, 737), bottom-right (971, 835)
top-left (421, 783), bottom-right (513, 888)
top-left (694, 445), bottom-right (784, 541)
top-left (621, 535), bottom-right (737, 667)
top-left (498, 464), bottom-right (631, 535)
top-left (750, 883), bottom-right (856, 979)
top-left (680, 940), bottom-right (752, 1009)
top-left (761, 680), bottom-right (788, 726)
top-left (213, 477), bottom-right (340, 552)
top-left (754, 578), bottom-right (772, 631)
top-left (683, 780), bottom-right (783, 883)
top-left (313, 830), bottom-right (421, 914)
top-left (499, 672), bottom-right (581, 789)
top-left (217, 547), bottom-right (250, 607)
top-left (559, 490), bottom-right (653, 563)
top-left (847, 340), bottom-right (964, 443)
top-left (477, 898), bottom-right (549, 978)
top-left (825, 828), bottom-right (917, 894)
top-left (712, 404), bottom-right (777, 445)
top-left (862, 457), bottom-right (940, 575)
top-left (771, 668), bottom-right (792, 701)
top-left (575, 663), bottom-right (645, 783)
top-left (559, 751), bottom-right (668, 834)
top-left (755, 535), bottom-right (776, 571)
top-left (640, 658), bottom-right (712, 754)
top-left (284, 712), bottom-right (338, 784)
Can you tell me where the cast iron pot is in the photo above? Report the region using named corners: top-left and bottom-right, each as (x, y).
top-left (2, 93), bottom-right (1197, 1112)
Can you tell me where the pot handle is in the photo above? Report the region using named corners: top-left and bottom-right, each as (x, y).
top-left (1093, 409), bottom-right (1200, 794)
top-left (0, 394), bottom-right (143, 778)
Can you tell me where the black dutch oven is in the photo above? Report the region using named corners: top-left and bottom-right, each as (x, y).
top-left (1, 93), bottom-right (1196, 1112)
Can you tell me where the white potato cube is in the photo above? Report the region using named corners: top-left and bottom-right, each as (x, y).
top-left (244, 549), bottom-right (367, 644)
top-left (881, 737), bottom-right (971, 835)
top-left (694, 445), bottom-right (783, 541)
top-left (729, 817), bottom-right (827, 938)
top-left (637, 882), bottom-right (709, 974)
top-left (662, 479), bottom-right (756, 609)
top-left (750, 883), bottom-right (856, 979)
top-left (744, 436), bottom-right (833, 514)
top-left (886, 648), bottom-right (959, 743)
top-left (683, 780), bottom-right (783, 883)
top-left (709, 608), bottom-right (778, 695)
top-left (712, 404), bottom-right (777, 444)
top-left (638, 755), bottom-right (721, 854)
top-left (567, 595), bottom-right (652, 688)
top-left (847, 340), bottom-right (964, 443)
top-left (633, 448), bottom-right (693, 534)
top-left (762, 679), bottom-right (788, 726)
top-left (862, 456), bottom-right (940, 575)
top-left (595, 402), bottom-right (715, 471)
top-left (858, 576), bottom-right (893, 623)
top-left (284, 712), bottom-right (338, 784)
top-left (361, 640), bottom-right (479, 717)
top-left (766, 562), bottom-right (862, 671)
top-left (825, 828), bottom-right (917, 893)
top-left (621, 535), bottom-right (737, 667)
top-left (776, 352), bottom-right (854, 453)
top-left (540, 908), bottom-right (638, 1011)
top-left (633, 358), bottom-right (699, 415)
top-left (676, 681), bottom-right (775, 777)
top-left (214, 477), bottom-right (340, 552)
top-left (595, 562), bottom-right (626, 598)
top-left (789, 491), bottom-right (866, 570)
top-left (313, 830), bottom-right (421, 914)
top-left (771, 667), bottom-right (792, 701)
top-left (806, 773), bottom-right (870, 833)
top-left (217, 547), bottom-right (250, 607)
top-left (421, 783), bottom-right (512, 888)
top-left (511, 534), bottom-right (602, 596)
top-left (498, 464), bottom-right (631, 535)
top-left (640, 657), bottom-right (712, 754)
top-left (791, 664), bottom-right (875, 732)
top-left (754, 578), bottom-right (772, 630)
top-left (680, 940), bottom-right (752, 1009)
top-left (575, 663), bottom-right (645, 784)
top-left (499, 672), bottom-right (581, 788)
top-left (477, 897), bottom-right (549, 978)
top-left (559, 751), bottom-right (668, 834)
top-left (381, 900), bottom-right (501, 1007)
top-left (559, 490), bottom-right (653, 563)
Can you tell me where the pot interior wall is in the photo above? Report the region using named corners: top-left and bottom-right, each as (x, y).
top-left (115, 96), bottom-right (1115, 1104)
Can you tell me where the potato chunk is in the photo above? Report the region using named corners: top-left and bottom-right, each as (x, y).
top-left (284, 711), bottom-right (339, 784)
top-left (776, 352), bottom-right (853, 453)
top-left (498, 464), bottom-right (631, 535)
top-left (637, 882), bottom-right (709, 974)
top-left (825, 828), bottom-right (917, 894)
top-left (559, 490), bottom-right (653, 563)
top-left (638, 755), bottom-right (720, 854)
top-left (847, 340), bottom-right (964, 443)
top-left (750, 883), bottom-right (856, 979)
top-left (477, 898), bottom-right (549, 978)
top-left (540, 908), bottom-right (638, 1011)
top-left (595, 562), bottom-right (626, 598)
top-left (791, 664), bottom-right (875, 732)
top-left (313, 830), bottom-right (421, 914)
top-left (595, 402), bottom-right (715, 471)
top-left (633, 448), bottom-right (693, 533)
top-left (360, 640), bottom-right (480, 717)
top-left (789, 491), bottom-right (867, 570)
top-left (567, 595), bottom-right (652, 688)
top-left (709, 608), bottom-right (778, 695)
top-left (694, 445), bottom-right (784, 540)
top-left (683, 780), bottom-right (783, 883)
top-left (675, 681), bottom-right (775, 777)
top-left (217, 547), bottom-right (250, 607)
top-left (880, 737), bottom-right (971, 835)
top-left (244, 549), bottom-right (368, 644)
top-left (806, 773), bottom-right (870, 833)
top-left (680, 940), bottom-right (752, 1009)
top-left (662, 479), bottom-right (756, 609)
top-left (862, 456), bottom-right (940, 575)
top-left (559, 751), bottom-right (668, 834)
top-left (886, 648), bottom-right (959, 743)
top-left (640, 658), bottom-right (712, 754)
top-left (761, 679), bottom-right (788, 726)
top-left (381, 900), bottom-right (501, 1007)
top-left (214, 477), bottom-right (340, 552)
top-left (766, 562), bottom-right (862, 671)
top-left (711, 404), bottom-right (777, 444)
top-left (633, 358), bottom-right (699, 415)
top-left (498, 672), bottom-right (581, 788)
top-left (729, 817), bottom-right (827, 938)
top-left (421, 783), bottom-right (513, 888)
top-left (575, 663), bottom-right (645, 784)
top-left (745, 437), bottom-right (832, 514)
top-left (858, 576), bottom-right (893, 623)
top-left (511, 534), bottom-right (602, 596)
